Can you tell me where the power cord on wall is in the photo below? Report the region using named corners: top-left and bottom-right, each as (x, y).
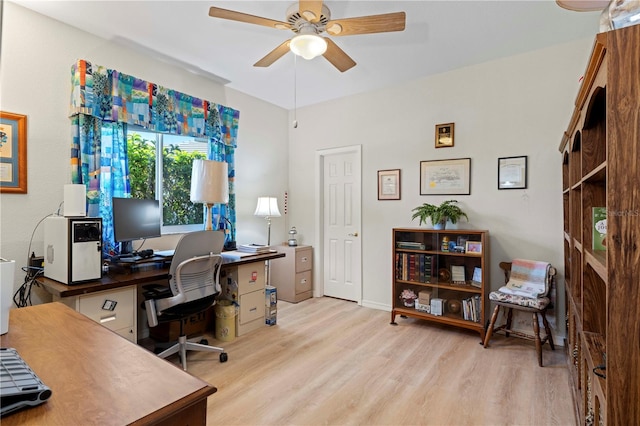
top-left (13, 212), bottom-right (58, 308)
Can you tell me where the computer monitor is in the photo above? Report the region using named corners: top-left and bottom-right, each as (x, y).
top-left (112, 197), bottom-right (161, 255)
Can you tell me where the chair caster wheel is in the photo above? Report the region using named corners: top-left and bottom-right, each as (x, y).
top-left (220, 352), bottom-right (228, 363)
top-left (200, 339), bottom-right (208, 345)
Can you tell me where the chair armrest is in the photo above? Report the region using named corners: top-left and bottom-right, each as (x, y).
top-left (144, 299), bottom-right (159, 327)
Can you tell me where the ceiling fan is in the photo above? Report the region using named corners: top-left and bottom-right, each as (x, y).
top-left (208, 1), bottom-right (406, 72)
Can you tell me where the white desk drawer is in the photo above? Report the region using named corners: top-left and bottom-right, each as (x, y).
top-left (295, 248), bottom-right (313, 272)
top-left (295, 270), bottom-right (312, 294)
top-left (238, 289), bottom-right (265, 325)
top-left (237, 263), bottom-right (265, 295)
top-left (77, 287), bottom-right (135, 334)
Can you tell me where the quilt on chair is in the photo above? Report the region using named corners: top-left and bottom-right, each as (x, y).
top-left (489, 259), bottom-right (551, 309)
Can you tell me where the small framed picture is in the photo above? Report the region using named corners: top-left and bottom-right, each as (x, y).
top-left (498, 155), bottom-right (527, 190)
top-left (435, 123), bottom-right (454, 148)
top-left (377, 169), bottom-right (401, 200)
top-left (465, 241), bottom-right (482, 255)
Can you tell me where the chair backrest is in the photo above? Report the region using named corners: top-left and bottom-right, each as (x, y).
top-left (154, 230), bottom-right (225, 314)
top-left (500, 260), bottom-right (557, 298)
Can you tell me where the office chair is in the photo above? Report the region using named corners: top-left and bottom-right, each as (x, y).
top-left (143, 230), bottom-right (228, 371)
top-left (483, 260), bottom-right (556, 367)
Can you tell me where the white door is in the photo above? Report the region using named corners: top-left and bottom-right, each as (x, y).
top-left (320, 148), bottom-right (362, 302)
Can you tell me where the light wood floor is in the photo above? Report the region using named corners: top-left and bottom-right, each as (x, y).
top-left (181, 297), bottom-right (576, 425)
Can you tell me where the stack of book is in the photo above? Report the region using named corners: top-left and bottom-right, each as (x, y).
top-left (237, 244), bottom-right (270, 254)
top-left (462, 295), bottom-right (481, 322)
top-left (395, 253), bottom-right (434, 282)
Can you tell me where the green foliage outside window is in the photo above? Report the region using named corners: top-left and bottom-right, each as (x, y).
top-left (127, 133), bottom-right (206, 226)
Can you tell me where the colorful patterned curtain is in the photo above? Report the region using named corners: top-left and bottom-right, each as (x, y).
top-left (70, 59), bottom-right (239, 254)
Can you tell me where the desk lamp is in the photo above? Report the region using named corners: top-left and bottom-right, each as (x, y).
top-left (190, 159), bottom-right (229, 231)
top-left (254, 197), bottom-right (281, 246)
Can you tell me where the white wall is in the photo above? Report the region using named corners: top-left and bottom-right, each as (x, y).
top-left (0, 3), bottom-right (288, 303)
top-left (1, 2), bottom-right (595, 339)
top-left (287, 37), bottom-right (594, 334)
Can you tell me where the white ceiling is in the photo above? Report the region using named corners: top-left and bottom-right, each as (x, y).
top-left (13, 1), bottom-right (603, 109)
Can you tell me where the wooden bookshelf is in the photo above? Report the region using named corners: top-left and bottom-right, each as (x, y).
top-left (390, 228), bottom-right (488, 340)
top-left (559, 24), bottom-right (640, 425)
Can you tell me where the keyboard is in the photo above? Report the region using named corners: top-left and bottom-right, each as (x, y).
top-left (154, 249), bottom-right (175, 258)
top-left (1, 348), bottom-right (52, 416)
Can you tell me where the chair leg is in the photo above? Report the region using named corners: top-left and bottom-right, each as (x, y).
top-left (541, 311), bottom-right (555, 350)
top-left (505, 308), bottom-right (514, 337)
top-left (533, 313), bottom-right (543, 367)
top-left (178, 335), bottom-right (188, 371)
top-left (483, 305), bottom-right (501, 348)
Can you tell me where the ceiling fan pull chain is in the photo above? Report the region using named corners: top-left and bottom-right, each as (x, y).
top-left (293, 54), bottom-right (298, 129)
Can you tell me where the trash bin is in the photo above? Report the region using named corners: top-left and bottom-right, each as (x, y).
top-left (214, 300), bottom-right (237, 342)
top-left (1, 259), bottom-right (16, 335)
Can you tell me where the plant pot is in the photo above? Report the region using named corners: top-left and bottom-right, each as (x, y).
top-left (402, 298), bottom-right (416, 308)
top-left (433, 220), bottom-right (446, 230)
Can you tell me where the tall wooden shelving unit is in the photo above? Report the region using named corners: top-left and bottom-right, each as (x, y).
top-left (391, 228), bottom-right (488, 340)
top-left (559, 24), bottom-right (640, 425)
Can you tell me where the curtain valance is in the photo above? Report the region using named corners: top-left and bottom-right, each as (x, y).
top-left (70, 59), bottom-right (239, 147)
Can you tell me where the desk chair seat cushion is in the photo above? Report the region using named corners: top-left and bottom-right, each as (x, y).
top-left (489, 291), bottom-right (550, 310)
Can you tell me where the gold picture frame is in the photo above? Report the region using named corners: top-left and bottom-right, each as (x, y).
top-left (465, 241), bottom-right (482, 255)
top-left (435, 122), bottom-right (454, 148)
top-left (0, 111), bottom-right (27, 194)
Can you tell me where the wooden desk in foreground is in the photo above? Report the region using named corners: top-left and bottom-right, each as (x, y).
top-left (0, 302), bottom-right (216, 425)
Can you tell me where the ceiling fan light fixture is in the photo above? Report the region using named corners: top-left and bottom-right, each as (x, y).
top-left (289, 34), bottom-right (327, 60)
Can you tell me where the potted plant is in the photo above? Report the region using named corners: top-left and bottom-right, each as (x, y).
top-left (400, 289), bottom-right (418, 307)
top-left (411, 199), bottom-right (468, 229)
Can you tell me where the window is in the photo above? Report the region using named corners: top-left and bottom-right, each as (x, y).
top-left (127, 129), bottom-right (208, 233)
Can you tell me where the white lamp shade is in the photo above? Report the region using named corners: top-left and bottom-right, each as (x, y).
top-left (289, 34), bottom-right (327, 60)
top-left (254, 197), bottom-right (281, 217)
top-left (190, 159), bottom-right (229, 204)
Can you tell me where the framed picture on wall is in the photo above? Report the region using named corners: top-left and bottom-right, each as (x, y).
top-left (420, 158), bottom-right (471, 195)
top-left (377, 169), bottom-right (401, 200)
top-left (498, 155), bottom-right (527, 189)
top-left (0, 111), bottom-right (28, 194)
top-left (435, 123), bottom-right (455, 148)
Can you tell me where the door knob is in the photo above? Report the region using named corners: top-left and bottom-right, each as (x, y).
top-left (348, 232), bottom-right (359, 237)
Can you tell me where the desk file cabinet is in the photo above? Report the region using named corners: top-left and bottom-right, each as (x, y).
top-left (270, 245), bottom-right (313, 303)
top-left (226, 263), bottom-right (266, 336)
top-left (54, 286), bottom-right (137, 343)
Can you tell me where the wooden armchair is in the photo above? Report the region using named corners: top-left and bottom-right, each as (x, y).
top-left (483, 260), bottom-right (556, 367)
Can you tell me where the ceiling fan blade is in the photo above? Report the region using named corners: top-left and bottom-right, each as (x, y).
top-left (209, 6), bottom-right (291, 30)
top-left (323, 38), bottom-right (356, 73)
top-left (556, 0), bottom-right (609, 11)
top-left (326, 12), bottom-right (406, 36)
top-left (254, 40), bottom-right (291, 67)
top-left (299, 1), bottom-right (324, 23)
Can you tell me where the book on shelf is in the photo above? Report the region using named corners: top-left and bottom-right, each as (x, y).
top-left (592, 207), bottom-right (607, 251)
top-left (462, 295), bottom-right (481, 322)
top-left (395, 253), bottom-right (434, 283)
top-left (238, 244), bottom-right (270, 253)
top-left (396, 241), bottom-right (426, 250)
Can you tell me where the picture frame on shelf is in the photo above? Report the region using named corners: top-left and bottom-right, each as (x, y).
top-left (420, 158), bottom-right (471, 195)
top-left (0, 111), bottom-right (27, 194)
top-left (435, 123), bottom-right (454, 148)
top-left (471, 267), bottom-right (482, 287)
top-left (498, 155), bottom-right (527, 190)
top-left (377, 169), bottom-right (401, 200)
top-left (465, 241), bottom-right (482, 255)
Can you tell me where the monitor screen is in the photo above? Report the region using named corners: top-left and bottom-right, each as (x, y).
top-left (112, 197), bottom-right (161, 254)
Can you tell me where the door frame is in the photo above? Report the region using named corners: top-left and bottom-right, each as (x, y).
top-left (314, 144), bottom-right (363, 304)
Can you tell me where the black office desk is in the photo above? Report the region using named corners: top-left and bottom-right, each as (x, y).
top-left (36, 251), bottom-right (285, 298)
top-left (34, 251), bottom-right (285, 343)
